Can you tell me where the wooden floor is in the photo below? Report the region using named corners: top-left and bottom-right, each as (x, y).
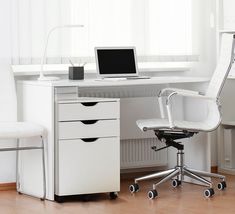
top-left (0, 175), bottom-right (235, 214)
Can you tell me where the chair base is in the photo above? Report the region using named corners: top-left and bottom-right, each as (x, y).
top-left (129, 150), bottom-right (226, 199)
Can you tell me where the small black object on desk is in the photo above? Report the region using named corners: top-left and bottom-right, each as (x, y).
top-left (69, 66), bottom-right (84, 80)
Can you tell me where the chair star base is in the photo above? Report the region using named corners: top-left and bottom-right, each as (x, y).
top-left (129, 149), bottom-right (226, 199)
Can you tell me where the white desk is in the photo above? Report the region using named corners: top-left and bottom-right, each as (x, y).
top-left (12, 62), bottom-right (192, 76)
top-left (18, 76), bottom-right (208, 87)
top-left (16, 76), bottom-right (209, 200)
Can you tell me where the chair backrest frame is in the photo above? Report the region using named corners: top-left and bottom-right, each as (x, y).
top-left (206, 33), bottom-right (235, 99)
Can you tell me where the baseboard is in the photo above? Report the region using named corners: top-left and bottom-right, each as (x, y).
top-left (0, 182), bottom-right (16, 191)
top-left (218, 167), bottom-right (235, 175)
top-left (211, 166), bottom-right (218, 173)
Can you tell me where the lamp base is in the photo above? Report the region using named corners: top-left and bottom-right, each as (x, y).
top-left (38, 76), bottom-right (60, 81)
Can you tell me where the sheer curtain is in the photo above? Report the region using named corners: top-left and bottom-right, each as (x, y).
top-left (10, 0), bottom-right (200, 65)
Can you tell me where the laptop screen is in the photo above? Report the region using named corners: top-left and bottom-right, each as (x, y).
top-left (95, 47), bottom-right (138, 77)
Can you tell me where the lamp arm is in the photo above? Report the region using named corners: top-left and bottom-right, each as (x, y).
top-left (40, 27), bottom-right (57, 78)
top-left (39, 24), bottom-right (84, 80)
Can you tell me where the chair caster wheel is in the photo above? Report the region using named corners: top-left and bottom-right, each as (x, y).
top-left (40, 198), bottom-right (45, 201)
top-left (217, 181), bottom-right (226, 190)
top-left (171, 179), bottom-right (181, 188)
top-left (204, 188), bottom-right (215, 198)
top-left (148, 190), bottom-right (158, 199)
top-left (109, 192), bottom-right (118, 200)
top-left (129, 183), bottom-right (139, 193)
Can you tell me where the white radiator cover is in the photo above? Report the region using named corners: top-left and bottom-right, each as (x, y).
top-left (120, 138), bottom-right (168, 169)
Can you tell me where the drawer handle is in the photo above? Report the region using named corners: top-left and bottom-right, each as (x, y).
top-left (81, 102), bottom-right (98, 107)
top-left (81, 138), bottom-right (98, 143)
top-left (81, 120), bottom-right (98, 125)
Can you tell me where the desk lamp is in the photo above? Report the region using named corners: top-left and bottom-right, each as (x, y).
top-left (38, 24), bottom-right (84, 81)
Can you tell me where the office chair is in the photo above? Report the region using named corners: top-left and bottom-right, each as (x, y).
top-left (0, 70), bottom-right (46, 200)
top-left (129, 33), bottom-right (235, 199)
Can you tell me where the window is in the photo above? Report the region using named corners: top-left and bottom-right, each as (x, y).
top-left (11, 0), bottom-right (198, 64)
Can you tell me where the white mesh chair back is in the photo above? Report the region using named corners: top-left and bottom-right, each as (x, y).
top-left (200, 34), bottom-right (235, 131)
top-left (206, 34), bottom-right (235, 98)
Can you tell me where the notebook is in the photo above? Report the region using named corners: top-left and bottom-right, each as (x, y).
top-left (94, 47), bottom-right (150, 79)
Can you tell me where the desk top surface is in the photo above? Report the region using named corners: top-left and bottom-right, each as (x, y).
top-left (18, 76), bottom-right (209, 88)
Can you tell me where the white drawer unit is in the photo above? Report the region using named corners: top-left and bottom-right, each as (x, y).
top-left (55, 97), bottom-right (120, 201)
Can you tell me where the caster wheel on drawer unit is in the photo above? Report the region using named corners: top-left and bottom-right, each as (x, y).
top-left (129, 183), bottom-right (140, 193)
top-left (54, 195), bottom-right (65, 203)
top-left (217, 181), bottom-right (227, 190)
top-left (204, 188), bottom-right (215, 198)
top-left (109, 192), bottom-right (118, 200)
top-left (171, 179), bottom-right (182, 188)
top-left (148, 190), bottom-right (158, 200)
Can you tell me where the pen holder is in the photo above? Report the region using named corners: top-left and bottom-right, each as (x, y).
top-left (69, 66), bottom-right (84, 80)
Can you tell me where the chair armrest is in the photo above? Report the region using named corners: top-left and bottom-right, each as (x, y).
top-left (159, 88), bottom-right (216, 128)
top-left (158, 87), bottom-right (203, 97)
top-left (166, 90), bottom-right (215, 101)
top-left (158, 88), bottom-right (205, 120)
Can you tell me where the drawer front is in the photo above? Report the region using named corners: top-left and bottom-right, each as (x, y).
top-left (55, 137), bottom-right (120, 195)
top-left (58, 119), bottom-right (120, 139)
top-left (58, 101), bottom-right (119, 121)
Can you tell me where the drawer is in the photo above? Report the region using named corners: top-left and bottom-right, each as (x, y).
top-left (58, 101), bottom-right (119, 121)
top-left (55, 137), bottom-right (120, 195)
top-left (58, 119), bottom-right (120, 139)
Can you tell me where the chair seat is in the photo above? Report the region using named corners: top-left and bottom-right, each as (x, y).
top-left (136, 118), bottom-right (216, 132)
top-left (0, 122), bottom-right (45, 139)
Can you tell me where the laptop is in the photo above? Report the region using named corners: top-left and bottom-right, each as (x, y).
top-left (94, 47), bottom-right (150, 79)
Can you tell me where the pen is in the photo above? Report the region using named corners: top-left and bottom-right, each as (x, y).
top-left (69, 59), bottom-right (74, 67)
